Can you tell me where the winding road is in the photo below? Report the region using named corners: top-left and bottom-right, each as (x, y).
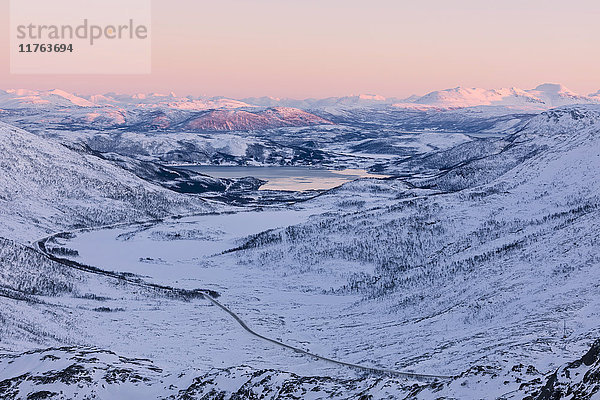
top-left (33, 213), bottom-right (453, 383)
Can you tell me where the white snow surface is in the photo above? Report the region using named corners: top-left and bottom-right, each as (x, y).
top-left (0, 121), bottom-right (212, 242)
top-left (1, 104), bottom-right (600, 398)
top-left (3, 83), bottom-right (599, 115)
top-left (394, 83), bottom-right (600, 110)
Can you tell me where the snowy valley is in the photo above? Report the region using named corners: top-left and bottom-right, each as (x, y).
top-left (1, 86), bottom-right (600, 399)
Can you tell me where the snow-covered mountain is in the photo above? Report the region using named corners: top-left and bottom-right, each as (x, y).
top-left (0, 121), bottom-right (214, 242)
top-left (0, 89), bottom-right (95, 108)
top-left (83, 92), bottom-right (254, 110)
top-left (0, 109), bottom-right (331, 135)
top-left (242, 93), bottom-right (404, 109)
top-left (528, 83), bottom-right (594, 107)
top-left (0, 90), bottom-right (253, 111)
top-left (2, 104), bottom-right (599, 398)
top-left (207, 103), bottom-right (600, 375)
top-left (2, 85), bottom-right (598, 115)
top-left (245, 84), bottom-right (600, 111)
top-left (2, 83), bottom-right (600, 399)
top-left (183, 107), bottom-right (332, 131)
top-left (397, 83), bottom-right (599, 110)
top-left (2, 85), bottom-right (598, 131)
top-left (0, 90), bottom-right (333, 132)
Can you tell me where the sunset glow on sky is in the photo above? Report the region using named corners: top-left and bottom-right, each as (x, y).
top-left (1, 0), bottom-right (598, 98)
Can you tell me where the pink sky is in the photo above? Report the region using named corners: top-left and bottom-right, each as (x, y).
top-left (1, 0), bottom-right (599, 98)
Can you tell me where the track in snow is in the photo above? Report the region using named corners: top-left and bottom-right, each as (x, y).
top-left (33, 216), bottom-right (453, 382)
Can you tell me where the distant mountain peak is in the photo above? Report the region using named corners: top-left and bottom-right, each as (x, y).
top-left (2, 85), bottom-right (599, 113)
top-left (398, 83), bottom-right (598, 110)
top-left (1, 88), bottom-right (94, 107)
top-left (47, 89), bottom-right (94, 107)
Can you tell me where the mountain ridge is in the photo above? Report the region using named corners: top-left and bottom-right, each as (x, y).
top-left (0, 121), bottom-right (212, 242)
top-left (3, 83), bottom-right (599, 112)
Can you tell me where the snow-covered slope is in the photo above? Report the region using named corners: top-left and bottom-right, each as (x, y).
top-left (98, 151), bottom-right (265, 193)
top-left (0, 90), bottom-right (252, 111)
top-left (397, 83), bottom-right (599, 110)
top-left (0, 90), bottom-right (333, 132)
top-left (7, 103), bottom-right (594, 399)
top-left (181, 104), bottom-right (600, 380)
top-left (83, 92), bottom-right (254, 110)
top-left (183, 107), bottom-right (332, 131)
top-left (528, 83), bottom-right (593, 107)
top-left (0, 90), bottom-right (331, 131)
top-left (0, 89), bottom-right (94, 108)
top-left (1, 338), bottom-right (598, 399)
top-left (242, 84), bottom-right (599, 112)
top-left (1, 97), bottom-right (600, 398)
top-left (0, 121), bottom-right (211, 242)
top-left (3, 85), bottom-right (598, 117)
top-left (242, 94), bottom-right (403, 109)
top-left (408, 86), bottom-right (544, 108)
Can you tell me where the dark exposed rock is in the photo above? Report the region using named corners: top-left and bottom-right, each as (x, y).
top-left (528, 340), bottom-right (600, 400)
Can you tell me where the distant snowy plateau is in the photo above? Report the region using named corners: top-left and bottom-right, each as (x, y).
top-left (1, 85), bottom-right (600, 399)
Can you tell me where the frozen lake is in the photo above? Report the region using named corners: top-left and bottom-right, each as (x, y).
top-left (177, 165), bottom-right (389, 191)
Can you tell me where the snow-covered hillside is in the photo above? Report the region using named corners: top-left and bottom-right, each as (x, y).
top-left (243, 85), bottom-right (600, 112)
top-left (2, 84), bottom-right (597, 117)
top-left (245, 84), bottom-right (600, 112)
top-left (202, 104), bottom-right (600, 378)
top-left (183, 107), bottom-right (332, 131)
top-left (0, 89), bottom-right (94, 108)
top-left (2, 340), bottom-right (599, 399)
top-left (0, 90), bottom-right (251, 111)
top-left (84, 92), bottom-right (253, 110)
top-left (0, 90), bottom-right (333, 132)
top-left (1, 97), bottom-right (600, 398)
top-left (396, 83), bottom-right (599, 110)
top-left (1, 104), bottom-right (531, 168)
top-left (0, 122), bottom-right (212, 242)
top-left (241, 93), bottom-right (405, 110)
top-left (0, 103), bottom-right (589, 399)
